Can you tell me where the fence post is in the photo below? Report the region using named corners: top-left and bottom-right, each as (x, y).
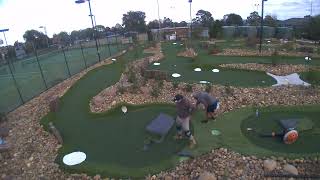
top-left (116, 35), bottom-right (119, 51)
top-left (107, 36), bottom-right (111, 56)
top-left (6, 58), bottom-right (24, 104)
top-left (62, 46), bottom-right (71, 77)
top-left (79, 42), bottom-right (88, 69)
top-left (32, 42), bottom-right (48, 90)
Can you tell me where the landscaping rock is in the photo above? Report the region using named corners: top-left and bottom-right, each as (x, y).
top-left (198, 171), bottom-right (216, 180)
top-left (283, 164), bottom-right (299, 175)
top-left (263, 159), bottom-right (277, 172)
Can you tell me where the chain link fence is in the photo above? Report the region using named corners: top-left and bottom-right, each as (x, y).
top-left (0, 34), bottom-right (129, 113)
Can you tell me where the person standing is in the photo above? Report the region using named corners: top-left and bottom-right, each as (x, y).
top-left (173, 94), bottom-right (197, 148)
top-left (192, 91), bottom-right (220, 123)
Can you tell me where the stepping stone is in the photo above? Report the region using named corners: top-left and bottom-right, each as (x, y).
top-left (194, 68), bottom-right (202, 72)
top-left (153, 62), bottom-right (160, 66)
top-left (266, 72), bottom-right (310, 86)
top-left (212, 69), bottom-right (219, 72)
top-left (63, 152), bottom-right (86, 166)
top-left (172, 73), bottom-right (181, 78)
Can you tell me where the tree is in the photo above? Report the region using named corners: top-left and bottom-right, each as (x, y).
top-left (195, 9), bottom-right (214, 27)
top-left (95, 25), bottom-right (106, 39)
top-left (147, 20), bottom-right (160, 29)
top-left (306, 15), bottom-right (320, 42)
top-left (225, 13), bottom-right (243, 26)
top-left (122, 11), bottom-right (147, 33)
top-left (247, 11), bottom-right (261, 26)
top-left (23, 30), bottom-right (48, 49)
top-left (111, 23), bottom-right (124, 34)
top-left (264, 15), bottom-right (278, 27)
top-left (162, 17), bottom-right (173, 28)
top-left (53, 32), bottom-right (71, 46)
top-left (176, 21), bottom-right (188, 27)
top-left (209, 20), bottom-right (223, 38)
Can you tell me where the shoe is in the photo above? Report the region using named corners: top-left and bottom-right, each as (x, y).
top-left (174, 134), bottom-right (183, 140)
top-left (189, 137), bottom-right (197, 149)
top-left (201, 119), bottom-right (209, 123)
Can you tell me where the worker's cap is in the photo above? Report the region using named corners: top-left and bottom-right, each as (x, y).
top-left (173, 94), bottom-right (184, 102)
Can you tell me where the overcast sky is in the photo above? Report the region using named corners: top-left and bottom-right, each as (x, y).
top-left (0, 0), bottom-right (318, 45)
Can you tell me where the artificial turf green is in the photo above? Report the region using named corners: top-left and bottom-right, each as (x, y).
top-left (149, 42), bottom-right (320, 87)
top-left (40, 43), bottom-right (320, 178)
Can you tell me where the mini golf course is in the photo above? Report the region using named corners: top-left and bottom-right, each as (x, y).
top-left (41, 44), bottom-right (320, 178)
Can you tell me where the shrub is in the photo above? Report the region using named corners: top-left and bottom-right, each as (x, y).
top-left (172, 81), bottom-right (179, 89)
top-left (150, 84), bottom-right (160, 97)
top-left (271, 50), bottom-right (280, 66)
top-left (117, 85), bottom-right (126, 94)
top-left (205, 83), bottom-right (212, 93)
top-left (0, 113), bottom-right (7, 123)
top-left (224, 84), bottom-right (233, 95)
top-left (185, 84), bottom-right (193, 92)
top-left (208, 45), bottom-right (222, 55)
top-left (297, 46), bottom-right (314, 53)
top-left (246, 37), bottom-right (258, 48)
top-left (127, 69), bottom-right (137, 84)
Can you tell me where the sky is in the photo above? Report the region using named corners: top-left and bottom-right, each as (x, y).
top-left (0, 0), bottom-right (319, 45)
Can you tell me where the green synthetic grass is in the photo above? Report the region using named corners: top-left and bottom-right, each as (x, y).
top-left (211, 105), bottom-right (320, 158)
top-left (39, 44), bottom-right (320, 178)
top-left (149, 42), bottom-right (277, 87)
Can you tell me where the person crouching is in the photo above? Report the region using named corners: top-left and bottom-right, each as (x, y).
top-left (173, 94), bottom-right (197, 148)
top-left (193, 91), bottom-right (220, 123)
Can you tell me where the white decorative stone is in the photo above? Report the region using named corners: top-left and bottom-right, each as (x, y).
top-left (172, 73), bottom-right (181, 78)
top-left (212, 69), bottom-right (220, 72)
top-left (63, 152), bottom-right (86, 166)
top-left (121, 106), bottom-right (127, 114)
top-left (194, 68), bottom-right (202, 72)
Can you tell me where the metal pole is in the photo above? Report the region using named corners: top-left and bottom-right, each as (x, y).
top-left (32, 42), bottom-right (48, 89)
top-left (6, 57), bottom-right (24, 104)
top-left (259, 0), bottom-right (265, 53)
top-left (62, 47), bottom-right (71, 77)
top-left (3, 32), bottom-right (15, 71)
top-left (44, 27), bottom-right (49, 48)
top-left (189, 0), bottom-right (192, 47)
top-left (157, 0), bottom-right (161, 42)
top-left (106, 36), bottom-right (111, 56)
top-left (80, 42), bottom-right (88, 69)
top-left (87, 0), bottom-right (101, 62)
top-left (115, 35), bottom-right (119, 50)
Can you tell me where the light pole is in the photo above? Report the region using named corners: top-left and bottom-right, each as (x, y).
top-left (89, 14), bottom-right (101, 47)
top-left (170, 6), bottom-right (177, 35)
top-left (39, 26), bottom-right (49, 48)
top-left (75, 0), bottom-right (101, 62)
top-left (259, 0), bottom-right (268, 53)
top-left (156, 0), bottom-right (161, 42)
top-left (188, 0), bottom-right (192, 47)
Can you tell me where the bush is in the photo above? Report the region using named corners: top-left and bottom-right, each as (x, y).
top-left (271, 50), bottom-right (280, 66)
top-left (208, 45), bottom-right (222, 55)
top-left (297, 46), bottom-right (314, 53)
top-left (172, 81), bottom-right (179, 89)
top-left (150, 84), bottom-right (160, 97)
top-left (0, 113), bottom-right (7, 123)
top-left (127, 69), bottom-right (137, 84)
top-left (205, 83), bottom-right (212, 93)
top-left (117, 85), bottom-right (126, 94)
top-left (224, 84), bottom-right (233, 95)
top-left (185, 84), bottom-right (193, 92)
top-left (246, 37), bottom-right (258, 48)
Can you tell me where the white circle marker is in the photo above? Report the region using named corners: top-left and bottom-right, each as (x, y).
top-left (153, 62), bottom-right (160, 66)
top-left (173, 42), bottom-right (177, 45)
top-left (121, 106), bottom-right (128, 114)
top-left (172, 73), bottom-right (181, 78)
top-left (180, 44), bottom-right (184, 46)
top-left (199, 81), bottom-right (209, 84)
top-left (267, 40), bottom-right (271, 43)
top-left (305, 57), bottom-right (308, 60)
top-left (111, 58), bottom-right (116, 61)
top-left (194, 68), bottom-right (202, 72)
top-left (212, 69), bottom-right (220, 72)
top-left (63, 152), bottom-right (86, 166)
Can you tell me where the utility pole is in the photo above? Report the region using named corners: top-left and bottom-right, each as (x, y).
top-left (157, 0), bottom-right (161, 42)
top-left (259, 0), bottom-right (268, 53)
top-left (188, 0), bottom-right (192, 48)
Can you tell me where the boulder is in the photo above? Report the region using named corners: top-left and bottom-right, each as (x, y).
top-left (263, 159), bottom-right (277, 172)
top-left (283, 164), bottom-right (298, 175)
top-left (198, 171), bottom-right (217, 180)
